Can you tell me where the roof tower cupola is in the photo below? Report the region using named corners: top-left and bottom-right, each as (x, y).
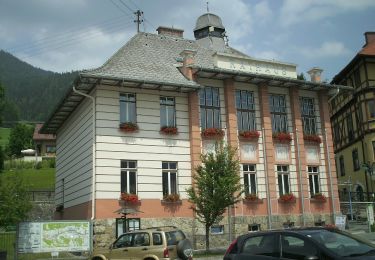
top-left (194, 13), bottom-right (226, 40)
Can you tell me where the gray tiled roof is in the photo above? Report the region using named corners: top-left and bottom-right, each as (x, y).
top-left (82, 32), bottom-right (249, 86)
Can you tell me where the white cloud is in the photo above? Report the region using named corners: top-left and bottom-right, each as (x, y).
top-left (254, 1), bottom-right (273, 25)
top-left (298, 41), bottom-right (350, 59)
top-left (280, 0), bottom-right (375, 27)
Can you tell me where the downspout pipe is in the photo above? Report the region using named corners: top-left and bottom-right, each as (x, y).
top-left (295, 128), bottom-right (306, 226)
top-left (262, 127), bottom-right (272, 229)
top-left (324, 128), bottom-right (336, 223)
top-left (73, 85), bottom-right (96, 221)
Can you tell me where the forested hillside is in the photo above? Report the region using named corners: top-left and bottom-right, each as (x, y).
top-left (0, 50), bottom-right (78, 121)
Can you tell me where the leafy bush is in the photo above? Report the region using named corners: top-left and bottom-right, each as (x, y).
top-left (42, 157), bottom-right (55, 168)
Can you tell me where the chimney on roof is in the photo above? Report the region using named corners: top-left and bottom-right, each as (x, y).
top-left (157, 26), bottom-right (184, 38)
top-left (364, 32), bottom-right (375, 46)
top-left (307, 67), bottom-right (323, 83)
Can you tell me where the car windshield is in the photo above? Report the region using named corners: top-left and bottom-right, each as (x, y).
top-left (165, 230), bottom-right (185, 246)
top-left (302, 229), bottom-right (375, 257)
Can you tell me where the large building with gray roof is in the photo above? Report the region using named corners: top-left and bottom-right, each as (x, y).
top-left (42, 12), bottom-right (346, 248)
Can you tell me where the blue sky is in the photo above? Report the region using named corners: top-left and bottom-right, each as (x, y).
top-left (1, 0), bottom-right (374, 81)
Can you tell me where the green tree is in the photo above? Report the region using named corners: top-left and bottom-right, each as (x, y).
top-left (6, 123), bottom-right (34, 157)
top-left (0, 172), bottom-right (32, 226)
top-left (297, 73), bottom-right (306, 80)
top-left (0, 81), bottom-right (5, 125)
top-left (186, 143), bottom-right (243, 251)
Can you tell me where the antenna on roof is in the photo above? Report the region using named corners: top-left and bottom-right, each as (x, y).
top-left (206, 1), bottom-right (209, 12)
top-left (134, 10), bottom-right (144, 33)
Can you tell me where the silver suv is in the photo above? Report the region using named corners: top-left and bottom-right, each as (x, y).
top-left (91, 226), bottom-right (193, 260)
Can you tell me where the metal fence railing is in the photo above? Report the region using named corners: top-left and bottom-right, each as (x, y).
top-left (338, 190), bottom-right (375, 202)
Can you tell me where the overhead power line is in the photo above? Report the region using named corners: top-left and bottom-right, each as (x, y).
top-left (16, 21), bottom-right (134, 59)
top-left (6, 16), bottom-right (130, 54)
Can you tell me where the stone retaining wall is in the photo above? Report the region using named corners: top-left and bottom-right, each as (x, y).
top-left (93, 213), bottom-right (333, 250)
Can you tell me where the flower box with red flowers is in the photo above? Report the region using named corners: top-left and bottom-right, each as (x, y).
top-left (201, 128), bottom-right (225, 138)
top-left (278, 193), bottom-right (296, 203)
top-left (239, 130), bottom-right (260, 140)
top-left (303, 134), bottom-right (322, 144)
top-left (162, 193), bottom-right (181, 203)
top-left (120, 192), bottom-right (139, 204)
top-left (273, 132), bottom-right (292, 143)
top-left (311, 193), bottom-right (327, 203)
top-left (160, 126), bottom-right (178, 135)
top-left (244, 193), bottom-right (261, 203)
top-left (119, 122), bottom-right (139, 132)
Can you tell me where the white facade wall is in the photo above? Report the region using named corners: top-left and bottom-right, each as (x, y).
top-left (55, 97), bottom-right (93, 208)
top-left (94, 85), bottom-right (192, 201)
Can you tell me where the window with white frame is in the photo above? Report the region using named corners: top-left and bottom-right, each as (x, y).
top-left (199, 87), bottom-right (221, 129)
top-left (121, 160), bottom-right (137, 194)
top-left (162, 162), bottom-right (178, 196)
top-left (277, 165), bottom-right (290, 196)
top-left (160, 96), bottom-right (176, 127)
top-left (210, 225), bottom-right (224, 234)
top-left (236, 90), bottom-right (256, 131)
top-left (120, 93), bottom-right (136, 123)
top-left (308, 166), bottom-right (320, 197)
top-left (243, 164), bottom-right (257, 195)
top-left (300, 97), bottom-right (317, 135)
top-left (269, 94), bottom-right (287, 133)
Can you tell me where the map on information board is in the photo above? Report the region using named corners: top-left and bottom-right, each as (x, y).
top-left (18, 221), bottom-right (91, 253)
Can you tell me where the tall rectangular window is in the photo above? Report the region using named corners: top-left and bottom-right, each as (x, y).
top-left (121, 160), bottom-right (137, 194)
top-left (199, 87), bottom-right (221, 129)
top-left (160, 96), bottom-right (176, 127)
top-left (352, 149), bottom-right (360, 171)
top-left (333, 123), bottom-right (340, 144)
top-left (339, 156), bottom-right (345, 177)
top-left (277, 165), bottom-right (290, 196)
top-left (354, 69), bottom-right (361, 88)
top-left (120, 93), bottom-right (136, 123)
top-left (367, 100), bottom-right (375, 119)
top-left (308, 166), bottom-right (320, 197)
top-left (269, 95), bottom-right (287, 133)
top-left (347, 114), bottom-right (354, 141)
top-left (243, 164), bottom-right (257, 195)
top-left (300, 97), bottom-right (316, 135)
top-left (236, 90), bottom-right (256, 131)
top-left (162, 162), bottom-right (177, 196)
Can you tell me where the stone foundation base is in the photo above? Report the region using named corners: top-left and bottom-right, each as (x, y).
top-left (93, 213), bottom-right (333, 250)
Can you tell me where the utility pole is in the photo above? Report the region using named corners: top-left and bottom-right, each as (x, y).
top-left (134, 10), bottom-right (144, 33)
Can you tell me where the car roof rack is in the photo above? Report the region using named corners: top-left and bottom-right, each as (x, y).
top-left (142, 226), bottom-right (177, 231)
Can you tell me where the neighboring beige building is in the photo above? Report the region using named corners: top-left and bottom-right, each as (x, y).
top-left (33, 123), bottom-right (56, 157)
top-left (330, 32), bottom-right (375, 201)
top-left (41, 13), bottom-right (347, 248)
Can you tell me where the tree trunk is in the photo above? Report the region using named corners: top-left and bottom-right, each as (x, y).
top-left (205, 224), bottom-right (210, 252)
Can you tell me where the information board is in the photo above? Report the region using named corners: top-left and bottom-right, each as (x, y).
top-left (17, 221), bottom-right (91, 253)
top-left (335, 215), bottom-right (346, 230)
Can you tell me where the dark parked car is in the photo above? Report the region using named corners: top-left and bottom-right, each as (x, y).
top-left (224, 227), bottom-right (375, 259)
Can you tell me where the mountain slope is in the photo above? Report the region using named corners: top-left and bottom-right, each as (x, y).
top-left (0, 50), bottom-right (78, 121)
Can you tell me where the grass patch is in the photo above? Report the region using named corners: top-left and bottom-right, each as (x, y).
top-left (0, 168), bottom-right (55, 190)
top-left (0, 127), bottom-right (10, 148)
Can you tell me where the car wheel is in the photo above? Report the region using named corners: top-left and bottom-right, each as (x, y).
top-left (177, 239), bottom-right (193, 260)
